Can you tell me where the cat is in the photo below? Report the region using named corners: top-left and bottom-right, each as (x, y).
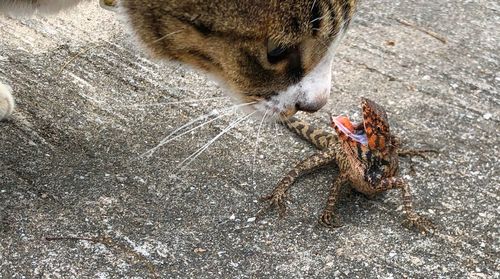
top-left (0, 0), bottom-right (357, 121)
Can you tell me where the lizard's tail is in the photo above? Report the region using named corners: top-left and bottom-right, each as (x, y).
top-left (280, 116), bottom-right (337, 150)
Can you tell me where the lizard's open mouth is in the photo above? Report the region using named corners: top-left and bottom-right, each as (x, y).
top-left (331, 115), bottom-right (369, 146)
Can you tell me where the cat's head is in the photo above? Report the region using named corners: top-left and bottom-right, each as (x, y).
top-left (122, 0), bottom-right (357, 117)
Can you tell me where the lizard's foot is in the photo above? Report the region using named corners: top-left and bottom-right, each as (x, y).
top-left (402, 214), bottom-right (435, 234)
top-left (256, 190), bottom-right (289, 220)
top-left (318, 210), bottom-right (342, 228)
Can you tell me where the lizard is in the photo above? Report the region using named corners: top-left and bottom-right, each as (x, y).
top-left (259, 97), bottom-right (436, 233)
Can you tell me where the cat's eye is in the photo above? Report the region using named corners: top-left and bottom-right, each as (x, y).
top-left (267, 40), bottom-right (290, 64)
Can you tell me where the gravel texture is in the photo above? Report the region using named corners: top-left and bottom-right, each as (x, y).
top-left (0, 1), bottom-right (498, 278)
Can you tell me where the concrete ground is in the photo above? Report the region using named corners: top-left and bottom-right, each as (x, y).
top-left (0, 1), bottom-right (498, 278)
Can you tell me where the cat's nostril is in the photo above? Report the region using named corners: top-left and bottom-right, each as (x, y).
top-left (296, 100), bottom-right (324, 113)
top-left (296, 95), bottom-right (328, 113)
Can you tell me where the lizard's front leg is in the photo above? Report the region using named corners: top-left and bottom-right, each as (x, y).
top-left (392, 136), bottom-right (438, 159)
top-left (318, 174), bottom-right (347, 228)
top-left (397, 149), bottom-right (439, 160)
top-left (377, 177), bottom-right (434, 233)
top-left (258, 148), bottom-right (336, 218)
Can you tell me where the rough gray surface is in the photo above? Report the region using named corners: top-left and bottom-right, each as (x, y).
top-left (0, 1), bottom-right (499, 278)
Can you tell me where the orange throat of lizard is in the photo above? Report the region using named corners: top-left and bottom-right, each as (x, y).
top-left (331, 115), bottom-right (369, 147)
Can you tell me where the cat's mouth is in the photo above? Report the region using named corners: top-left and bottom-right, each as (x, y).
top-left (249, 97), bottom-right (298, 119)
top-left (249, 89), bottom-right (328, 118)
top-left (281, 107), bottom-right (298, 118)
top-left (249, 93), bottom-right (326, 119)
top-left (245, 54), bottom-right (332, 118)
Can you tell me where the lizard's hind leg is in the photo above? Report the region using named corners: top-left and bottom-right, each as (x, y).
top-left (319, 174), bottom-right (347, 228)
top-left (377, 177), bottom-right (434, 233)
top-left (257, 148), bottom-right (336, 219)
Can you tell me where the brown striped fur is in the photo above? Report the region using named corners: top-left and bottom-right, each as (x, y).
top-left (0, 0), bottom-right (358, 120)
top-left (122, 0), bottom-right (358, 115)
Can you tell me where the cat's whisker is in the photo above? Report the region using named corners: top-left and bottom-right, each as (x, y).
top-left (310, 0), bottom-right (317, 12)
top-left (274, 119), bottom-right (280, 135)
top-left (175, 110), bottom-right (258, 172)
top-left (117, 96), bottom-right (227, 108)
top-left (310, 15), bottom-right (328, 23)
top-left (141, 112), bottom-right (221, 158)
top-left (152, 30), bottom-right (184, 44)
top-left (279, 114), bottom-right (291, 126)
top-left (250, 109), bottom-right (269, 186)
top-left (141, 102), bottom-right (256, 158)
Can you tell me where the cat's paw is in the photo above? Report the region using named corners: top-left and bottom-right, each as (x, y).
top-left (0, 82), bottom-right (15, 121)
top-left (100, 0), bottom-right (118, 11)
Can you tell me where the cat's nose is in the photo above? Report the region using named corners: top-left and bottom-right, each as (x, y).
top-left (295, 93), bottom-right (328, 113)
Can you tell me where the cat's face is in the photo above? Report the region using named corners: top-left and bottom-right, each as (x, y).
top-left (122, 0), bottom-right (357, 117)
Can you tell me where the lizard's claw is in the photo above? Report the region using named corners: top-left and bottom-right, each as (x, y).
top-left (403, 215), bottom-right (435, 234)
top-left (318, 210), bottom-right (343, 228)
top-left (256, 191), bottom-right (289, 221)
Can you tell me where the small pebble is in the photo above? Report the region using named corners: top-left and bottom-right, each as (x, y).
top-left (483, 113), bottom-right (492, 120)
top-left (193, 247), bottom-right (207, 254)
top-left (116, 176), bottom-right (127, 182)
top-left (230, 261), bottom-right (239, 268)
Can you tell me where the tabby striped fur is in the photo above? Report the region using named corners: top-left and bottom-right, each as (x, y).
top-left (0, 0), bottom-right (358, 120)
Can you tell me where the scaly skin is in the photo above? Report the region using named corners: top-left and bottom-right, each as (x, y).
top-left (259, 98), bottom-right (436, 233)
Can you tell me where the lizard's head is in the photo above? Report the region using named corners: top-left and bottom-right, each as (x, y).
top-left (330, 97), bottom-right (399, 183)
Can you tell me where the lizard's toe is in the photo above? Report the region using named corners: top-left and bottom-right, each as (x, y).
top-left (403, 215), bottom-right (435, 234)
top-left (318, 211), bottom-right (342, 228)
top-left (256, 191), bottom-right (290, 220)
